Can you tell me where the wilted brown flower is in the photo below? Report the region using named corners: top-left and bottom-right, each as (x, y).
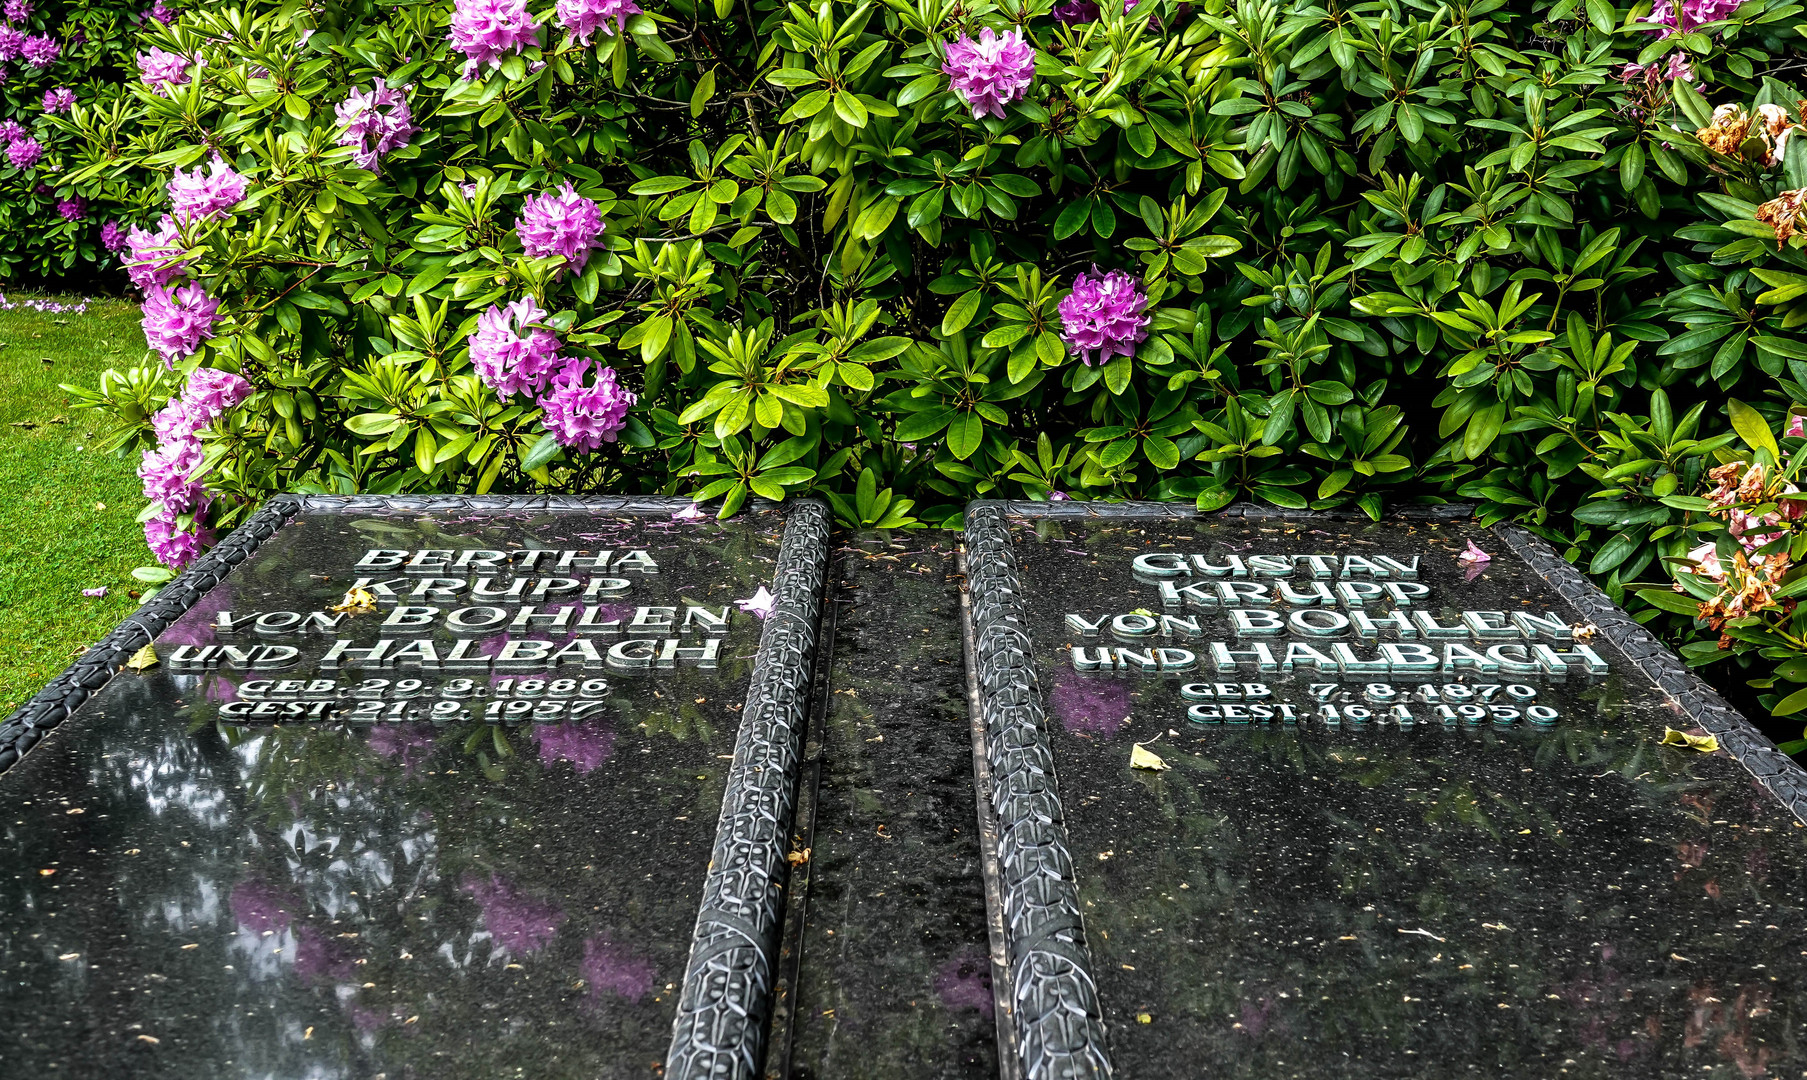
top-left (1698, 103), bottom-right (1755, 156)
top-left (1756, 189), bottom-right (1807, 248)
top-left (1698, 549), bottom-right (1791, 631)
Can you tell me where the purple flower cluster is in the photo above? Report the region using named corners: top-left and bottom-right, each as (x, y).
top-left (448, 0), bottom-right (539, 79)
top-left (334, 80), bottom-right (415, 171)
top-left (1620, 52), bottom-right (1694, 83)
top-left (1643, 0), bottom-right (1742, 35)
top-left (540, 360), bottom-right (635, 450)
top-left (516, 181), bottom-right (604, 270)
top-left (466, 285), bottom-right (636, 453)
top-left (56, 195), bottom-right (83, 221)
top-left (136, 46), bottom-right (192, 94)
top-left (167, 156), bottom-right (246, 222)
top-left (942, 28), bottom-right (1035, 120)
top-left (19, 31), bottom-right (53, 66)
top-left (1057, 267), bottom-right (1150, 365)
top-left (147, 0), bottom-right (177, 25)
top-left (4, 134), bottom-right (39, 169)
top-left (3, 0), bottom-right (30, 21)
top-left (125, 216), bottom-right (193, 289)
top-left (469, 296), bottom-right (564, 400)
top-left (137, 366), bottom-right (249, 568)
top-left (41, 86), bottom-right (72, 113)
top-left (556, 0), bottom-right (642, 42)
top-left (141, 282), bottom-right (221, 366)
top-left (100, 219), bottom-right (125, 252)
top-left (0, 26), bottom-right (21, 63)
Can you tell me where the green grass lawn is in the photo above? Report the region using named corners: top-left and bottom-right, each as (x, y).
top-left (0, 296), bottom-right (152, 715)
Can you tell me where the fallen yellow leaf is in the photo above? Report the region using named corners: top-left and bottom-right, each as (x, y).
top-left (1661, 727), bottom-right (1719, 753)
top-left (1130, 742), bottom-right (1170, 771)
top-left (124, 644), bottom-right (158, 672)
top-left (329, 587), bottom-right (377, 614)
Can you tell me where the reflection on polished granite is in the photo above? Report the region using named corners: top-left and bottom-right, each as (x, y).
top-left (1012, 515), bottom-right (1807, 1078)
top-left (0, 509), bottom-right (781, 1078)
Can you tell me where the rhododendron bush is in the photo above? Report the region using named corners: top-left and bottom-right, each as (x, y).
top-left (0, 1), bottom-right (167, 279)
top-left (54, 0), bottom-right (1807, 726)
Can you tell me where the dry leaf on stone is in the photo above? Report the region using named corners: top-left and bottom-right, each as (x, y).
top-left (1661, 727), bottom-right (1720, 753)
top-left (329, 586), bottom-right (377, 613)
top-left (124, 644), bottom-right (158, 672)
top-left (1130, 742), bottom-right (1170, 771)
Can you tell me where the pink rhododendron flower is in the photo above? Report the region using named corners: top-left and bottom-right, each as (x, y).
top-left (150, 398), bottom-right (200, 447)
top-left (467, 296), bottom-right (564, 400)
top-left (100, 219), bottom-right (125, 252)
top-left (140, 282), bottom-right (221, 366)
top-left (56, 196), bottom-right (83, 221)
top-left (144, 509), bottom-right (213, 568)
top-left (19, 33), bottom-right (54, 66)
top-left (556, 0), bottom-right (641, 42)
top-left (147, 0), bottom-right (177, 24)
top-left (1057, 267), bottom-right (1149, 365)
top-left (125, 216), bottom-right (192, 289)
top-left (1685, 541), bottom-right (1727, 582)
top-left (1621, 52), bottom-right (1693, 83)
top-left (0, 27), bottom-right (20, 63)
top-left (0, 120), bottom-right (22, 142)
top-left (136, 46), bottom-right (191, 93)
top-left (736, 586), bottom-right (776, 619)
top-left (1788, 413), bottom-right (1805, 438)
top-left (942, 28), bottom-right (1035, 120)
top-left (138, 439), bottom-right (205, 512)
top-left (540, 359), bottom-right (634, 451)
top-left (1458, 540), bottom-right (1491, 565)
top-left (1642, 0), bottom-right (1742, 36)
top-left (334, 80), bottom-right (415, 171)
top-left (184, 366), bottom-right (251, 420)
top-left (448, 0), bottom-right (539, 79)
top-left (167, 156), bottom-right (247, 222)
top-left (41, 86), bottom-right (72, 112)
top-left (4, 0), bottom-right (31, 20)
top-left (5, 135), bottom-right (41, 169)
top-left (516, 181), bottom-right (604, 270)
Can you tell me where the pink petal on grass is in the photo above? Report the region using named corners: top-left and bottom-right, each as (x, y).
top-left (82, 586), bottom-right (107, 598)
top-left (735, 586), bottom-right (776, 619)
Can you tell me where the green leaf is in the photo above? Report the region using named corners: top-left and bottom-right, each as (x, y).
top-left (946, 412), bottom-right (983, 459)
top-left (942, 291), bottom-right (981, 335)
top-left (690, 67), bottom-right (717, 118)
top-left (1636, 587), bottom-right (1705, 616)
top-left (521, 432), bottom-right (562, 470)
top-left (1728, 398), bottom-right (1780, 461)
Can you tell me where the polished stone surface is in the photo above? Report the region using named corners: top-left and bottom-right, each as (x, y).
top-left (1009, 515), bottom-right (1807, 1078)
top-left (784, 534), bottom-right (996, 1079)
top-left (0, 508), bottom-right (783, 1077)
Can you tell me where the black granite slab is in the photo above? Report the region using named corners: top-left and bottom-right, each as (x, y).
top-left (778, 533), bottom-right (997, 1080)
top-left (963, 501), bottom-right (1807, 1080)
top-left (0, 496), bottom-right (829, 1080)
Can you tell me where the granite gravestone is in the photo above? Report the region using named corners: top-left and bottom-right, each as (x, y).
top-left (0, 495), bottom-right (828, 1079)
top-left (964, 502), bottom-right (1807, 1080)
